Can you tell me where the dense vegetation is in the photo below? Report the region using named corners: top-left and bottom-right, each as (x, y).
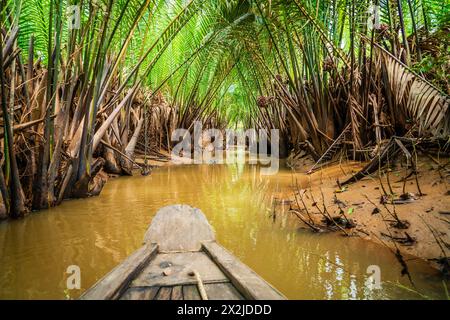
top-left (0, 0), bottom-right (449, 218)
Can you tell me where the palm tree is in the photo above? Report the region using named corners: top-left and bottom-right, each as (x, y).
top-left (0, 0), bottom-right (448, 218)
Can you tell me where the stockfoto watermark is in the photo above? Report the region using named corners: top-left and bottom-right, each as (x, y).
top-left (366, 265), bottom-right (382, 290)
top-left (171, 121), bottom-right (280, 175)
top-left (367, 4), bottom-right (381, 30)
top-left (67, 5), bottom-right (81, 30)
top-left (66, 265), bottom-right (81, 290)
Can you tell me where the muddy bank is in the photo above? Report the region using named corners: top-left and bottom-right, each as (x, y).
top-left (274, 158), bottom-right (450, 273)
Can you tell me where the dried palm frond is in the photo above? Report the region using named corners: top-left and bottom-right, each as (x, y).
top-left (349, 96), bottom-right (364, 149)
top-left (380, 49), bottom-right (450, 136)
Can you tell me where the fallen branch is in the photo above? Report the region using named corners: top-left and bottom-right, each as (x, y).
top-left (100, 140), bottom-right (142, 169)
top-left (0, 115), bottom-right (57, 139)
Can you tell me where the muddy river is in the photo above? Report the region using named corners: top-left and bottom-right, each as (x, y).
top-left (0, 158), bottom-right (447, 299)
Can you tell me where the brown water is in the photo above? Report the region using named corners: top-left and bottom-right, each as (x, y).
top-left (0, 160), bottom-right (448, 299)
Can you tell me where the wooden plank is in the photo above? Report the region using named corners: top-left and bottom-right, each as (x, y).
top-left (119, 287), bottom-right (159, 300)
top-left (80, 243), bottom-right (158, 300)
top-left (204, 282), bottom-right (244, 300)
top-left (144, 205), bottom-right (215, 251)
top-left (155, 287), bottom-right (172, 300)
top-left (182, 285), bottom-right (201, 300)
top-left (171, 286), bottom-right (183, 300)
top-left (131, 251), bottom-right (227, 287)
top-left (202, 241), bottom-right (286, 300)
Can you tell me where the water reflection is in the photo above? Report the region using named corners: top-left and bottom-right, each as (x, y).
top-left (0, 161), bottom-right (447, 299)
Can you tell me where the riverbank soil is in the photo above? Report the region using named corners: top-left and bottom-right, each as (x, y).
top-left (278, 157), bottom-right (450, 273)
top-left (135, 149), bottom-right (173, 167)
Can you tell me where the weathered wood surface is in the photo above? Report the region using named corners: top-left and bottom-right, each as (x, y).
top-left (171, 286), bottom-right (183, 300)
top-left (144, 204), bottom-right (215, 251)
top-left (118, 283), bottom-right (243, 300)
top-left (155, 287), bottom-right (172, 300)
top-left (182, 285), bottom-right (201, 300)
top-left (119, 286), bottom-right (159, 300)
top-left (131, 251), bottom-right (228, 287)
top-left (204, 282), bottom-right (244, 300)
top-left (82, 205), bottom-right (286, 300)
top-left (202, 241), bottom-right (286, 300)
top-left (80, 243), bottom-right (158, 300)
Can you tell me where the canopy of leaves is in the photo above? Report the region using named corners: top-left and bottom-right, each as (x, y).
top-left (7, 0), bottom-right (450, 127)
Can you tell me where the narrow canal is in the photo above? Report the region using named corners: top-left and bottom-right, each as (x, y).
top-left (0, 158), bottom-right (447, 299)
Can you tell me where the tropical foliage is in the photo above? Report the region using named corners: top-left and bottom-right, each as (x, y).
top-left (0, 0), bottom-right (449, 218)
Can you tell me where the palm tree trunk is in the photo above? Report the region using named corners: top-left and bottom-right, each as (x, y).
top-left (396, 0), bottom-right (411, 64)
top-left (407, 0), bottom-right (422, 61)
top-left (0, 30), bottom-right (26, 218)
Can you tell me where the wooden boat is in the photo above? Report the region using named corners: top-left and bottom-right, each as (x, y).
top-left (80, 205), bottom-right (286, 300)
